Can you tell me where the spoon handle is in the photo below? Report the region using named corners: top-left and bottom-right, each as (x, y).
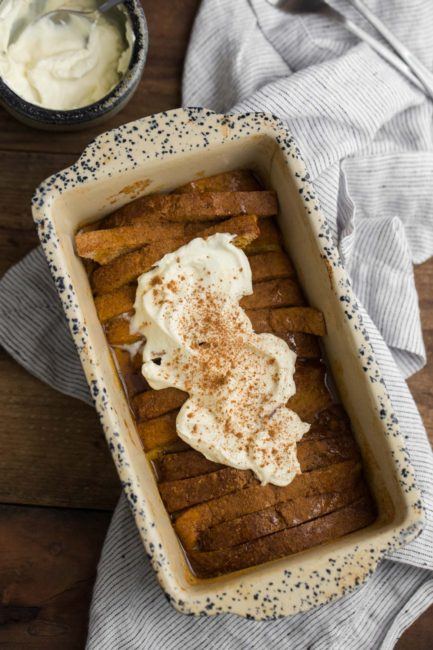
top-left (343, 17), bottom-right (426, 94)
top-left (346, 0), bottom-right (433, 99)
top-left (99, 0), bottom-right (124, 13)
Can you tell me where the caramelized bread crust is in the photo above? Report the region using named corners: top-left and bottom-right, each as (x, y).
top-left (77, 169), bottom-right (376, 578)
top-left (91, 214), bottom-right (259, 294)
top-left (187, 496), bottom-right (375, 577)
top-left (102, 190), bottom-right (277, 229)
top-left (175, 170), bottom-right (262, 194)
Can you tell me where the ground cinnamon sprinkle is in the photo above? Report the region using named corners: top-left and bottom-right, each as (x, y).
top-left (165, 282), bottom-right (298, 471)
top-left (166, 280), bottom-right (178, 293)
top-left (133, 234), bottom-right (309, 485)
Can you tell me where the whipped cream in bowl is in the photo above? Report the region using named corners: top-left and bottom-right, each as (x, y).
top-left (132, 233), bottom-right (310, 487)
top-left (0, 0), bottom-right (147, 129)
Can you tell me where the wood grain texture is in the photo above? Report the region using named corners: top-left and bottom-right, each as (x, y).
top-left (0, 504), bottom-right (111, 649)
top-left (0, 347), bottom-right (120, 510)
top-left (407, 262), bottom-right (433, 447)
top-left (0, 151), bottom-right (76, 275)
top-left (0, 0), bottom-right (431, 644)
top-left (396, 261), bottom-right (433, 648)
top-left (396, 604), bottom-right (433, 649)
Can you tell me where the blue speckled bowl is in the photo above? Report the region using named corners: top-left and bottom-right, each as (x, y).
top-left (32, 108), bottom-right (424, 618)
top-left (0, 1), bottom-right (148, 131)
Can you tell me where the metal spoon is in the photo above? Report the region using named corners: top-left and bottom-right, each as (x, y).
top-left (42, 0), bottom-right (125, 25)
top-left (7, 0), bottom-right (125, 46)
top-left (266, 0), bottom-right (433, 99)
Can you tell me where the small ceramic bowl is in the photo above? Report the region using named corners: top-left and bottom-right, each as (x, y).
top-left (0, 1), bottom-right (148, 131)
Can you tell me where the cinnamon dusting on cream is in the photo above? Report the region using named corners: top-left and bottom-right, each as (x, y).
top-left (131, 233), bottom-right (310, 486)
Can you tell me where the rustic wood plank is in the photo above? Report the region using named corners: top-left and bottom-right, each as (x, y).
top-left (0, 504), bottom-right (111, 648)
top-left (0, 347), bottom-right (120, 510)
top-left (0, 151), bottom-right (77, 275)
top-left (408, 330), bottom-right (433, 446)
top-left (396, 604), bottom-right (433, 649)
top-left (414, 256), bottom-right (433, 330)
top-left (0, 0), bottom-right (200, 156)
top-left (408, 260), bottom-right (433, 446)
top-left (397, 259), bottom-right (433, 646)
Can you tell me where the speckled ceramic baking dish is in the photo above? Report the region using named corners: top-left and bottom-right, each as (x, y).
top-left (32, 107), bottom-right (424, 619)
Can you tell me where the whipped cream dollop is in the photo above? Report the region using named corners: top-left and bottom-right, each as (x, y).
top-left (132, 234), bottom-right (310, 486)
top-left (0, 0), bottom-right (134, 110)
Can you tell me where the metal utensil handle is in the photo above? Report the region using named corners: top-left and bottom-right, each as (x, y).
top-left (344, 17), bottom-right (426, 94)
top-left (99, 0), bottom-right (124, 13)
top-left (347, 0), bottom-right (433, 99)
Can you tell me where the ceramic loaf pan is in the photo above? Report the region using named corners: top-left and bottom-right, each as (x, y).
top-left (32, 108), bottom-right (424, 619)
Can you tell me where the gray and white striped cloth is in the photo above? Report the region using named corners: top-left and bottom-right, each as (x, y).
top-left (1, 0), bottom-right (433, 647)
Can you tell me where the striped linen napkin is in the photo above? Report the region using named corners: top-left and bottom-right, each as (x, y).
top-left (1, 1), bottom-right (433, 647)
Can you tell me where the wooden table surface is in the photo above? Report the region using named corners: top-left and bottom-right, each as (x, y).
top-left (0, 1), bottom-right (432, 647)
